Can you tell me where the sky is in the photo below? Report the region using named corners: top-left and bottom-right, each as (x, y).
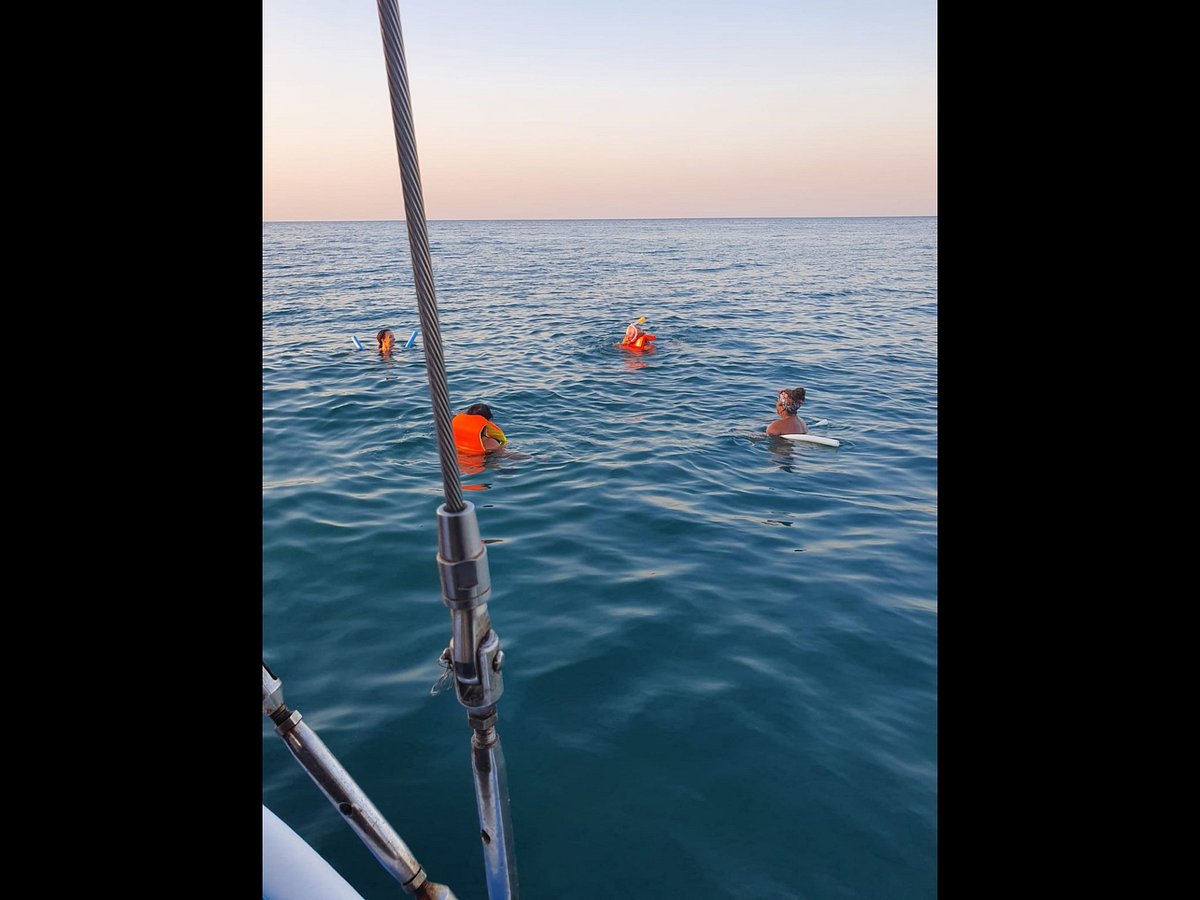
top-left (263, 0), bottom-right (936, 221)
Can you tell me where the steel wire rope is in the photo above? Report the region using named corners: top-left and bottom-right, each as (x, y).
top-left (378, 0), bottom-right (465, 513)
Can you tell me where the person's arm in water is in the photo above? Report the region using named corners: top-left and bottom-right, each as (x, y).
top-left (479, 415), bottom-right (506, 451)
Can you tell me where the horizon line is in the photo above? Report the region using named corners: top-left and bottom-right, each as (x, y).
top-left (263, 214), bottom-right (937, 224)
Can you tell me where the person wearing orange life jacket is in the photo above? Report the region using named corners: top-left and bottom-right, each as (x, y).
top-left (619, 321), bottom-right (657, 351)
top-left (452, 403), bottom-right (508, 453)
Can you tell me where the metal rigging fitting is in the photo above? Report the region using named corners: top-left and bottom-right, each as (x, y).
top-left (437, 501), bottom-right (505, 714)
top-left (434, 502), bottom-right (518, 897)
top-left (262, 662), bottom-right (458, 900)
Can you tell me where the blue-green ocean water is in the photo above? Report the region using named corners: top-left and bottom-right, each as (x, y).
top-left (263, 217), bottom-right (937, 900)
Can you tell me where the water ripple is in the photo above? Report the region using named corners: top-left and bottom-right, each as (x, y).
top-left (264, 218), bottom-right (936, 900)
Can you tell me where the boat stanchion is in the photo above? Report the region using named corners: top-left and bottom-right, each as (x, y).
top-left (436, 502), bottom-right (519, 899)
top-left (263, 662), bottom-right (458, 900)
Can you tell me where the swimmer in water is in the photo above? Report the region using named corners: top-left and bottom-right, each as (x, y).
top-left (619, 321), bottom-right (656, 350)
top-left (452, 402), bottom-right (507, 452)
top-left (765, 388), bottom-right (808, 436)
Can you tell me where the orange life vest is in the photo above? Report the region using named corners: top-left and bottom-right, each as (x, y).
top-left (452, 413), bottom-right (507, 453)
top-left (620, 327), bottom-right (657, 351)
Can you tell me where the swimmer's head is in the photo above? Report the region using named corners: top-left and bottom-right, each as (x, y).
top-left (466, 403), bottom-right (494, 420)
top-left (776, 388), bottom-right (805, 414)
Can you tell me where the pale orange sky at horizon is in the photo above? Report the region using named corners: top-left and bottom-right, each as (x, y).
top-left (263, 0), bottom-right (936, 222)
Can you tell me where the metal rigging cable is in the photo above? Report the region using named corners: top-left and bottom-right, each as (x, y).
top-left (376, 0), bottom-right (465, 513)
top-left (375, 3), bottom-right (519, 898)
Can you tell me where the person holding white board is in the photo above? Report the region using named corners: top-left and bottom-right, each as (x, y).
top-left (766, 388), bottom-right (808, 436)
top-left (766, 387), bottom-right (841, 447)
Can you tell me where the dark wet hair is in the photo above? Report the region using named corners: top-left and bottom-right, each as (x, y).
top-left (466, 403), bottom-right (493, 419)
top-left (376, 329), bottom-right (394, 345)
top-left (777, 387), bottom-right (805, 413)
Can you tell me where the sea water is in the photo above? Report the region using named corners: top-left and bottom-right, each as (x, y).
top-left (263, 217), bottom-right (937, 899)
